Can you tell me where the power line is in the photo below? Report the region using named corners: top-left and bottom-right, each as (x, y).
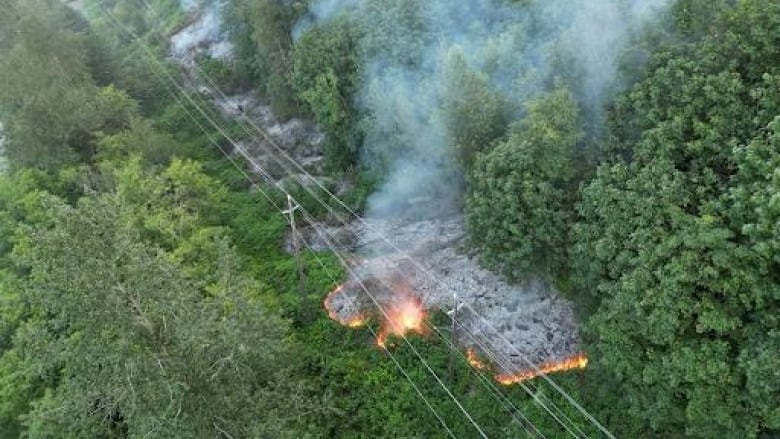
top-left (95, 4), bottom-right (478, 437)
top-left (140, 2), bottom-right (605, 435)
top-left (159, 32), bottom-right (556, 436)
top-left (174, 41), bottom-right (592, 438)
top-left (159, 78), bottom-right (461, 439)
top-left (122, 4), bottom-right (550, 435)
top-left (105, 2), bottom-right (614, 437)
top-left (139, 10), bottom-right (547, 433)
top-left (185, 59), bottom-right (601, 435)
top-left (152, 38), bottom-right (553, 435)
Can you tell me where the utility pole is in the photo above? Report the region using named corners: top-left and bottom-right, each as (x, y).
top-left (449, 293), bottom-right (458, 383)
top-left (283, 195), bottom-right (306, 300)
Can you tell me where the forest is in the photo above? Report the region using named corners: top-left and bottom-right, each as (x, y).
top-left (0, 0), bottom-right (778, 437)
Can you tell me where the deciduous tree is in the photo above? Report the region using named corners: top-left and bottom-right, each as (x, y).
top-left (467, 87), bottom-right (582, 280)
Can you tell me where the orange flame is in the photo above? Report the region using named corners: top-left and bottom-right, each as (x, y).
top-left (324, 284), bottom-right (369, 328)
top-left (495, 353), bottom-right (588, 385)
top-left (323, 282), bottom-right (426, 346)
top-left (346, 316), bottom-right (369, 328)
top-left (376, 289), bottom-right (426, 348)
top-left (467, 348), bottom-right (488, 370)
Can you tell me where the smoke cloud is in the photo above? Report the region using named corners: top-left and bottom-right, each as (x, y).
top-left (293, 0), bottom-right (362, 39)
top-left (172, 0), bottom-right (233, 60)
top-left (300, 0), bottom-right (670, 220)
top-left (179, 0), bottom-right (200, 13)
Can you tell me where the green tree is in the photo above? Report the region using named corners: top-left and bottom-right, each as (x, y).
top-left (224, 0), bottom-right (307, 118)
top-left (353, 0), bottom-right (427, 67)
top-left (95, 117), bottom-right (183, 166)
top-left (573, 1), bottom-right (780, 436)
top-left (293, 16), bottom-right (362, 170)
top-left (442, 49), bottom-right (509, 166)
top-left (466, 87), bottom-right (582, 280)
top-left (11, 189), bottom-right (311, 438)
top-left (723, 119), bottom-right (780, 433)
top-left (0, 0), bottom-right (101, 169)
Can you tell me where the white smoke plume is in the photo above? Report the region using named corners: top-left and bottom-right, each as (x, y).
top-left (179, 0), bottom-right (200, 13)
top-left (293, 0), bottom-right (361, 39)
top-left (173, 0), bottom-right (233, 60)
top-left (299, 0), bottom-right (670, 219)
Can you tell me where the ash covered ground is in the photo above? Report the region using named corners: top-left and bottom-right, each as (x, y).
top-left (169, 2), bottom-right (327, 182)
top-left (305, 214), bottom-right (582, 374)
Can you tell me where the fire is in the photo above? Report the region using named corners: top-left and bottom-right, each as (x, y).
top-left (324, 284), bottom-right (369, 328)
top-left (376, 289), bottom-right (426, 348)
top-left (495, 353), bottom-right (588, 385)
top-left (467, 348), bottom-right (488, 370)
top-left (323, 281), bottom-right (426, 347)
top-left (326, 281), bottom-right (585, 382)
top-left (347, 316), bottom-right (369, 328)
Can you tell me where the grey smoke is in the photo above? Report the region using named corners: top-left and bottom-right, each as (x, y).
top-left (179, 0), bottom-right (200, 13)
top-left (293, 0), bottom-right (361, 39)
top-left (173, 1), bottom-right (233, 60)
top-left (300, 0), bottom-right (670, 220)
top-left (551, 0), bottom-right (671, 111)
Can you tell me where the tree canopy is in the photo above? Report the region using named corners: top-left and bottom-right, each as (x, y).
top-left (572, 1), bottom-right (780, 436)
top-left (1, 0), bottom-right (778, 437)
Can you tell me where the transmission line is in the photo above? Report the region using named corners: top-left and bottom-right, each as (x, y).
top-left (104, 2), bottom-right (614, 437)
top-left (96, 4), bottom-right (492, 437)
top-left (183, 56), bottom-right (602, 435)
top-left (152, 27), bottom-right (564, 436)
top-left (156, 27), bottom-right (547, 435)
top-left (139, 2), bottom-right (607, 435)
top-left (96, 8), bottom-right (455, 435)
top-left (128, 7), bottom-right (543, 434)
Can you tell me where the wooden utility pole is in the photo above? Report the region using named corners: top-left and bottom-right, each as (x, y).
top-left (284, 195), bottom-right (306, 299)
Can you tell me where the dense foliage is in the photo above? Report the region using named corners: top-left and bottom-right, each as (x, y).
top-left (0, 1), bottom-right (319, 436)
top-left (1, 0), bottom-right (778, 437)
top-left (292, 16), bottom-right (362, 170)
top-left (573, 1), bottom-right (780, 435)
top-left (222, 0), bottom-right (307, 119)
top-left (467, 88), bottom-right (582, 281)
top-left (0, 1), bottom-right (593, 438)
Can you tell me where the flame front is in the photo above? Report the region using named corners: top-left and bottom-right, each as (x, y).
top-left (346, 316), bottom-right (369, 328)
top-left (495, 353), bottom-right (588, 385)
top-left (376, 289), bottom-right (426, 347)
top-left (324, 284), bottom-right (369, 328)
top-left (467, 348), bottom-right (488, 370)
top-left (324, 282), bottom-right (426, 346)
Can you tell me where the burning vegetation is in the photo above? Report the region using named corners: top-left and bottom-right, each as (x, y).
top-left (323, 284), bottom-right (370, 328)
top-left (375, 286), bottom-right (427, 347)
top-left (495, 352), bottom-right (588, 386)
top-left (324, 279), bottom-right (427, 347)
top-left (467, 348), bottom-right (489, 371)
top-left (466, 347), bottom-right (587, 385)
top-left (325, 279), bottom-right (587, 386)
